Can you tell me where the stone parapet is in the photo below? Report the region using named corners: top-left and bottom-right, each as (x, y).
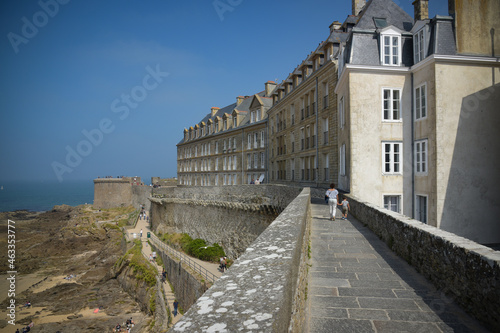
top-left (169, 188), bottom-right (311, 332)
top-left (342, 193), bottom-right (500, 332)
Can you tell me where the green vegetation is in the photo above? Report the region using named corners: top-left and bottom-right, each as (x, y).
top-left (149, 295), bottom-right (156, 314)
top-left (115, 239), bottom-right (157, 287)
top-left (159, 232), bottom-right (226, 263)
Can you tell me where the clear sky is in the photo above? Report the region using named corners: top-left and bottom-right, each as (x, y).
top-left (0, 0), bottom-right (448, 183)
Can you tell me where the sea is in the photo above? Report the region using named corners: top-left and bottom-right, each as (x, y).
top-left (0, 180), bottom-right (95, 212)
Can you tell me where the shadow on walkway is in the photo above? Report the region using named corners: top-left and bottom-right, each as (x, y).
top-left (306, 198), bottom-right (489, 333)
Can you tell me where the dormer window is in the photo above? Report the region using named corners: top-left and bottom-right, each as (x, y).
top-left (233, 115), bottom-right (237, 128)
top-left (256, 109), bottom-right (261, 122)
top-left (414, 28), bottom-right (426, 63)
top-left (223, 119), bottom-right (227, 130)
top-left (380, 27), bottom-right (402, 66)
top-left (251, 111), bottom-right (255, 123)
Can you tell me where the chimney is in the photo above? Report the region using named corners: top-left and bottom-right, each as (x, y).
top-left (265, 81), bottom-right (277, 97)
top-left (413, 0), bottom-right (429, 21)
top-left (211, 107), bottom-right (220, 117)
top-left (236, 96), bottom-right (245, 106)
top-left (352, 0), bottom-right (366, 15)
top-left (329, 21), bottom-right (342, 33)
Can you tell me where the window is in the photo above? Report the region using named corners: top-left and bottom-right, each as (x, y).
top-left (414, 28), bottom-right (425, 63)
top-left (415, 139), bottom-right (428, 174)
top-left (383, 88), bottom-right (401, 121)
top-left (323, 118), bottom-right (329, 145)
top-left (339, 96), bottom-right (345, 129)
top-left (291, 158), bottom-right (295, 180)
top-left (383, 142), bottom-right (402, 174)
top-left (381, 33), bottom-right (401, 66)
top-left (223, 119), bottom-right (227, 130)
top-left (254, 154), bottom-right (258, 169)
top-left (415, 195), bottom-right (428, 223)
top-left (384, 195), bottom-right (401, 213)
top-left (415, 83), bottom-right (427, 120)
top-left (291, 104), bottom-right (295, 124)
top-left (261, 152), bottom-right (265, 168)
top-left (215, 141), bottom-right (219, 154)
top-left (256, 109), bottom-right (261, 122)
top-left (233, 155), bottom-right (237, 170)
top-left (323, 82), bottom-right (329, 109)
top-left (254, 133), bottom-right (258, 148)
top-left (247, 134), bottom-right (251, 150)
top-left (324, 154), bottom-right (329, 181)
top-left (260, 131), bottom-right (265, 148)
top-left (251, 111), bottom-right (255, 123)
top-left (340, 144), bottom-right (346, 176)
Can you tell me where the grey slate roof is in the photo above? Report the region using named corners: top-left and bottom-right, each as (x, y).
top-left (356, 0), bottom-right (413, 32)
top-left (430, 16), bottom-right (457, 56)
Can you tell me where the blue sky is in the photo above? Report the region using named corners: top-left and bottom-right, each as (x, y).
top-left (0, 0), bottom-right (448, 183)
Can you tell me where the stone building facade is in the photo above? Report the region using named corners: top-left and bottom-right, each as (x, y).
top-left (334, 0), bottom-right (500, 244)
top-left (267, 21), bottom-right (349, 188)
top-left (177, 82), bottom-right (275, 186)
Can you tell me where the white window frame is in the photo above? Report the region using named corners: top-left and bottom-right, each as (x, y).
top-left (382, 142), bottom-right (402, 174)
top-left (247, 134), bottom-right (251, 150)
top-left (380, 28), bottom-right (402, 66)
top-left (260, 152), bottom-right (265, 168)
top-left (415, 194), bottom-right (428, 224)
top-left (383, 194), bottom-right (402, 213)
top-left (414, 28), bottom-right (426, 63)
top-left (415, 83), bottom-right (427, 120)
top-left (260, 131), bottom-right (265, 148)
top-left (253, 133), bottom-right (258, 148)
top-left (382, 88), bottom-right (402, 121)
top-left (415, 139), bottom-right (428, 175)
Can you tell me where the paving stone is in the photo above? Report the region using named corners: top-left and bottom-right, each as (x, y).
top-left (350, 280), bottom-right (405, 289)
top-left (309, 318), bottom-right (374, 333)
top-left (309, 306), bottom-right (348, 319)
top-left (338, 287), bottom-right (396, 298)
top-left (347, 308), bottom-right (389, 320)
top-left (334, 253), bottom-right (378, 259)
top-left (386, 309), bottom-right (443, 322)
top-left (314, 296), bottom-right (360, 308)
top-left (355, 273), bottom-right (382, 281)
top-left (309, 286), bottom-right (338, 297)
top-left (312, 271), bottom-right (358, 280)
top-left (358, 297), bottom-right (420, 310)
top-left (310, 277), bottom-right (350, 288)
top-left (373, 320), bottom-right (442, 333)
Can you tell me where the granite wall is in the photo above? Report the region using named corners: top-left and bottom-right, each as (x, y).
top-left (342, 193), bottom-right (500, 332)
top-left (169, 187), bottom-right (311, 332)
top-left (149, 185), bottom-right (302, 259)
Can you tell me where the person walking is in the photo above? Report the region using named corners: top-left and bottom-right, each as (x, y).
top-left (325, 183), bottom-right (339, 221)
top-left (173, 300), bottom-right (179, 316)
top-left (338, 197), bottom-right (350, 220)
top-left (140, 229), bottom-right (143, 238)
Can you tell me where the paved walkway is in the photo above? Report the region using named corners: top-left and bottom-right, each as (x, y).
top-left (127, 211), bottom-right (222, 326)
top-left (306, 198), bottom-right (489, 333)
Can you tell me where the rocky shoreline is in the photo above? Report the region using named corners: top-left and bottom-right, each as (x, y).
top-left (0, 205), bottom-right (154, 332)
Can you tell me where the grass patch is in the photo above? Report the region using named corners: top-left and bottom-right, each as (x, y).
top-left (160, 232), bottom-right (226, 262)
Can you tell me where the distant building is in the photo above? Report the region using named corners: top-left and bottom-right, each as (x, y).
top-left (177, 82), bottom-right (275, 186)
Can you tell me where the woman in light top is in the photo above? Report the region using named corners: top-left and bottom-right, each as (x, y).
top-left (325, 183), bottom-right (339, 221)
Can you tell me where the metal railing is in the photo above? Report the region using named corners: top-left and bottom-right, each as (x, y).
top-left (148, 233), bottom-right (218, 284)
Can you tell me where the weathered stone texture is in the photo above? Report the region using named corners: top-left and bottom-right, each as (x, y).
top-left (150, 185), bottom-right (302, 259)
top-left (151, 243), bottom-right (209, 315)
top-left (343, 193), bottom-right (500, 332)
top-left (169, 188), bottom-right (311, 332)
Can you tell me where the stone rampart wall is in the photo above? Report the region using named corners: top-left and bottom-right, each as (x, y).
top-left (151, 243), bottom-right (209, 315)
top-left (343, 194), bottom-right (500, 332)
top-left (169, 188), bottom-right (311, 332)
top-left (149, 185), bottom-right (302, 259)
top-left (94, 178), bottom-right (152, 210)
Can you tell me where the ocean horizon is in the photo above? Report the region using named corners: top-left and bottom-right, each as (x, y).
top-left (0, 180), bottom-right (95, 212)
